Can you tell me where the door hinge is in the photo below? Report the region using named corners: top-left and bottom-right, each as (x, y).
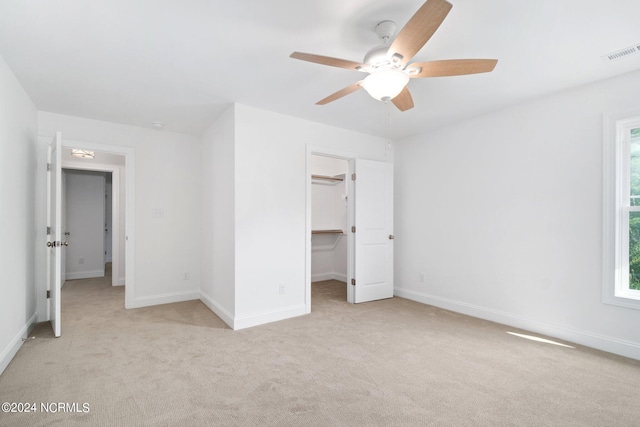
top-left (351, 278), bottom-right (356, 286)
top-left (46, 226), bottom-right (51, 235)
top-left (351, 173), bottom-right (356, 181)
top-left (47, 163), bottom-right (51, 171)
top-left (351, 226), bottom-right (356, 233)
top-left (46, 290), bottom-right (50, 299)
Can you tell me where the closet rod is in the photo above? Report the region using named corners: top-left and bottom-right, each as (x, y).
top-left (312, 229), bottom-right (344, 235)
top-left (311, 174), bottom-right (344, 182)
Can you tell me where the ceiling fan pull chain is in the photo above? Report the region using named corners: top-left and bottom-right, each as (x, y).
top-left (384, 101), bottom-right (390, 144)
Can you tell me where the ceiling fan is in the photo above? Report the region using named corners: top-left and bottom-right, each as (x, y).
top-left (290, 0), bottom-right (497, 112)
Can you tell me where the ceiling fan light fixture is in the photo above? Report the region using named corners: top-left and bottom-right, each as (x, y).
top-left (290, 0), bottom-right (496, 111)
top-left (71, 149), bottom-right (95, 159)
top-left (361, 69), bottom-right (410, 101)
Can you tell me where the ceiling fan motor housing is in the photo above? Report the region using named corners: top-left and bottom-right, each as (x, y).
top-left (364, 44), bottom-right (391, 68)
top-left (374, 20), bottom-right (396, 42)
top-left (365, 21), bottom-right (403, 69)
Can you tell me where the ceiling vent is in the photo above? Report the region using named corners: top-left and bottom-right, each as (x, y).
top-left (601, 44), bottom-right (640, 62)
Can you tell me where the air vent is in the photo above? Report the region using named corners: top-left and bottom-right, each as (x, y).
top-left (601, 44), bottom-right (640, 62)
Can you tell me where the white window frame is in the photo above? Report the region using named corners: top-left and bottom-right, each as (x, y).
top-left (603, 111), bottom-right (640, 309)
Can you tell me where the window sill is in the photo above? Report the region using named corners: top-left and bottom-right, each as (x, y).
top-left (603, 292), bottom-right (640, 310)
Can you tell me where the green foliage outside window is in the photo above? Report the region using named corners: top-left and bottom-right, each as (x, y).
top-left (629, 216), bottom-right (640, 290)
top-left (629, 128), bottom-right (640, 290)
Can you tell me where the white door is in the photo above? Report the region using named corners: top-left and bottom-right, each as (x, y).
top-left (354, 159), bottom-right (394, 303)
top-left (48, 132), bottom-right (63, 337)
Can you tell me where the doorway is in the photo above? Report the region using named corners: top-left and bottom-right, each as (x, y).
top-left (305, 147), bottom-right (395, 313)
top-left (41, 134), bottom-right (136, 336)
top-left (62, 169), bottom-right (110, 284)
top-left (61, 148), bottom-right (126, 289)
top-left (310, 155), bottom-right (350, 304)
top-left (56, 139), bottom-right (134, 312)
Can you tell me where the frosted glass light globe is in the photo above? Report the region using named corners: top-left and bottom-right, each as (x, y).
top-left (361, 69), bottom-right (410, 101)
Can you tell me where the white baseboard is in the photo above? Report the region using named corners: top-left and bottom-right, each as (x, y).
top-left (199, 292), bottom-right (306, 331)
top-left (0, 312), bottom-right (38, 376)
top-left (65, 269), bottom-right (104, 280)
top-left (132, 290), bottom-right (199, 309)
top-left (312, 272), bottom-right (334, 282)
top-left (312, 272), bottom-right (347, 282)
top-left (333, 272), bottom-right (347, 282)
top-left (395, 287), bottom-right (640, 361)
top-left (199, 291), bottom-right (234, 329)
top-left (233, 304), bottom-right (307, 330)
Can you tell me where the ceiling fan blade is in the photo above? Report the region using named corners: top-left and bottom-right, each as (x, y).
top-left (290, 52), bottom-right (366, 71)
top-left (391, 87), bottom-right (414, 112)
top-left (408, 59), bottom-right (498, 78)
top-left (388, 0), bottom-right (453, 66)
top-left (316, 81), bottom-right (363, 105)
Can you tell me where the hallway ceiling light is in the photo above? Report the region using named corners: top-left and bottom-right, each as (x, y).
top-left (71, 149), bottom-right (95, 159)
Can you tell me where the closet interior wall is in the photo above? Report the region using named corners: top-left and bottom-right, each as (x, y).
top-left (311, 155), bottom-right (349, 283)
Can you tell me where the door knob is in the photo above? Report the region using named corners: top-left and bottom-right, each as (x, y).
top-left (62, 241), bottom-right (69, 246)
top-left (389, 235), bottom-right (395, 240)
top-left (47, 241), bottom-right (54, 247)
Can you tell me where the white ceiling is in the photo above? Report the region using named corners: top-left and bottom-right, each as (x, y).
top-left (1, 0), bottom-right (639, 140)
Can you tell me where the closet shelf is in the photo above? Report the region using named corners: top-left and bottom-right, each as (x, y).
top-left (312, 229), bottom-right (344, 235)
top-left (312, 174), bottom-right (344, 185)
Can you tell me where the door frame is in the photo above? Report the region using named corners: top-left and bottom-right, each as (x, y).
top-left (306, 145), bottom-right (357, 311)
top-left (37, 136), bottom-right (136, 320)
top-left (47, 132), bottom-right (62, 336)
top-left (62, 164), bottom-right (119, 286)
top-left (61, 170), bottom-right (67, 288)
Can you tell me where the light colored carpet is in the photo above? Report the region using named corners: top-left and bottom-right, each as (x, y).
top-left (1, 274), bottom-right (639, 426)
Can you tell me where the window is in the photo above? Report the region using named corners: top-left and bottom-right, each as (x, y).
top-left (603, 113), bottom-right (640, 309)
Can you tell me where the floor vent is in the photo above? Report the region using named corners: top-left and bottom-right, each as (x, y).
top-left (601, 44), bottom-right (640, 62)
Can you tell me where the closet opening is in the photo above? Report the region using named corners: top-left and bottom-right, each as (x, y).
top-left (310, 154), bottom-right (351, 306)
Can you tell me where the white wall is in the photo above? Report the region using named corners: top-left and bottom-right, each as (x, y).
top-left (395, 69), bottom-right (640, 360)
top-left (232, 104), bottom-right (391, 328)
top-left (37, 104), bottom-right (391, 332)
top-left (199, 105), bottom-right (236, 325)
top-left (0, 53), bottom-right (38, 375)
top-left (64, 170), bottom-right (105, 280)
top-left (311, 182), bottom-right (347, 231)
top-left (38, 112), bottom-right (202, 309)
